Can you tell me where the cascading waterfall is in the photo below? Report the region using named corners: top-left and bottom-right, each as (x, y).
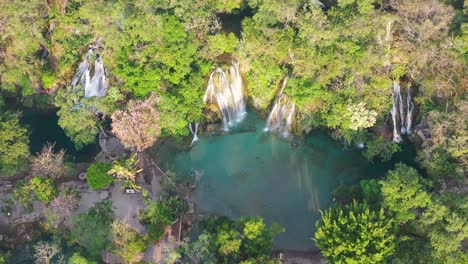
top-left (203, 61), bottom-right (246, 131)
top-left (391, 83), bottom-right (401, 143)
top-left (264, 77), bottom-right (296, 138)
top-left (399, 84), bottom-right (406, 134)
top-left (390, 82), bottom-right (415, 142)
top-left (406, 86), bottom-right (414, 134)
top-left (72, 48), bottom-right (109, 98)
top-left (188, 122), bottom-right (199, 146)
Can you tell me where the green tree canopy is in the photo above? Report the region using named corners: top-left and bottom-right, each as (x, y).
top-left (86, 162), bottom-right (113, 190)
top-left (70, 201), bottom-right (113, 257)
top-left (0, 112), bottom-right (29, 176)
top-left (380, 163), bottom-right (432, 223)
top-left (314, 200), bottom-right (396, 264)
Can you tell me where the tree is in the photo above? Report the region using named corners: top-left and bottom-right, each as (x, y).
top-left (359, 179), bottom-right (381, 206)
top-left (70, 201), bottom-right (113, 257)
top-left (68, 253), bottom-right (97, 264)
top-left (33, 241), bottom-right (61, 264)
top-left (29, 177), bottom-right (57, 204)
top-left (140, 201), bottom-right (174, 242)
top-left (111, 93), bottom-right (161, 153)
top-left (46, 188), bottom-right (80, 227)
top-left (29, 143), bottom-right (66, 179)
top-left (110, 220), bottom-right (147, 264)
top-left (0, 112), bottom-right (29, 176)
top-left (207, 33), bottom-right (239, 58)
top-left (108, 154), bottom-right (142, 189)
top-left (0, 0), bottom-right (47, 95)
top-left (189, 216), bottom-right (281, 263)
top-left (55, 85), bottom-right (123, 149)
top-left (380, 163), bottom-right (432, 223)
top-left (345, 102), bottom-right (378, 130)
top-left (0, 250), bottom-right (10, 264)
top-left (314, 200), bottom-right (396, 264)
top-left (55, 86), bottom-right (100, 150)
top-left (86, 162), bottom-right (113, 190)
top-left (170, 233), bottom-right (216, 264)
top-left (418, 192), bottom-right (468, 263)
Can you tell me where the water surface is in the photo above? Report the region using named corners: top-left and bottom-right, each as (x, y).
top-left (154, 113), bottom-right (413, 251)
top-left (20, 108), bottom-right (99, 162)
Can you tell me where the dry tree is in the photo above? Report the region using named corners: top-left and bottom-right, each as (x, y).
top-left (29, 143), bottom-right (66, 179)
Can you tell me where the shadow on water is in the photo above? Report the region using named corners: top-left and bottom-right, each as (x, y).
top-left (20, 108), bottom-right (99, 163)
top-left (218, 7), bottom-right (254, 37)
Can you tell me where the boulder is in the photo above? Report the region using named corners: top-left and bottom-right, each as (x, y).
top-left (99, 191), bottom-right (109, 200)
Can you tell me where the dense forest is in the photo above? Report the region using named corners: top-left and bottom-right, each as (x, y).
top-left (0, 0), bottom-right (466, 263)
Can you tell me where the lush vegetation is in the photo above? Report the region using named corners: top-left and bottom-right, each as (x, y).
top-left (168, 216), bottom-right (283, 264)
top-left (86, 162), bottom-right (113, 190)
top-left (69, 201), bottom-right (114, 257)
top-left (317, 163), bottom-right (468, 263)
top-left (0, 112), bottom-right (29, 176)
top-left (0, 0), bottom-right (466, 262)
top-left (315, 201), bottom-right (396, 264)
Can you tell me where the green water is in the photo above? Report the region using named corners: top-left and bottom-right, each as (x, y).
top-left (20, 108), bottom-right (99, 162)
top-left (155, 113), bottom-right (415, 251)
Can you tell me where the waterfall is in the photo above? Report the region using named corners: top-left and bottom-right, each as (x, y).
top-left (264, 77), bottom-right (296, 138)
top-left (189, 122), bottom-right (199, 146)
top-left (406, 86), bottom-right (414, 134)
top-left (391, 82), bottom-right (416, 142)
top-left (391, 82), bottom-right (401, 143)
top-left (72, 48), bottom-right (108, 98)
top-left (398, 83), bottom-right (406, 134)
top-left (203, 61), bottom-right (246, 131)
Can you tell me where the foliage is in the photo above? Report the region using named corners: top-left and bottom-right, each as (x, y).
top-left (207, 33), bottom-right (239, 57)
top-left (29, 177), bottom-right (57, 204)
top-left (0, 1), bottom-right (466, 262)
top-left (54, 86), bottom-right (99, 150)
top-left (189, 216), bottom-right (282, 263)
top-left (418, 192), bottom-right (468, 263)
top-left (86, 162), bottom-right (113, 190)
top-left (359, 178), bottom-right (381, 206)
top-left (110, 220), bottom-right (147, 263)
top-left (0, 0), bottom-right (46, 94)
top-left (170, 216), bottom-right (282, 263)
top-left (70, 201), bottom-right (113, 257)
top-left (29, 143), bottom-right (66, 179)
top-left (46, 188), bottom-right (80, 227)
top-left (54, 85), bottom-right (124, 149)
top-left (380, 164), bottom-right (432, 223)
top-left (168, 233), bottom-right (215, 264)
top-left (13, 180), bottom-right (33, 210)
top-left (140, 200), bottom-right (175, 242)
top-left (33, 241), bottom-right (61, 264)
top-left (68, 253), bottom-right (97, 264)
top-left (345, 102), bottom-right (378, 130)
top-left (415, 104), bottom-right (467, 182)
top-left (363, 136), bottom-right (400, 162)
top-left (140, 195), bottom-right (188, 242)
top-left (0, 250), bottom-right (10, 264)
top-left (108, 154), bottom-right (142, 189)
top-left (166, 195), bottom-right (189, 220)
top-left (0, 112), bottom-right (29, 176)
top-left (111, 93), bottom-right (161, 152)
top-left (314, 200), bottom-right (396, 264)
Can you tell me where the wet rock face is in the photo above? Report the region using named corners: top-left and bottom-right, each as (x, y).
top-left (409, 114), bottom-right (432, 148)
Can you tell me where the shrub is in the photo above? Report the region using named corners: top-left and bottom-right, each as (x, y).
top-left (314, 201), bottom-right (396, 264)
top-left (86, 162), bottom-right (113, 190)
top-left (29, 143), bottom-right (66, 179)
top-left (29, 177), bottom-right (57, 204)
